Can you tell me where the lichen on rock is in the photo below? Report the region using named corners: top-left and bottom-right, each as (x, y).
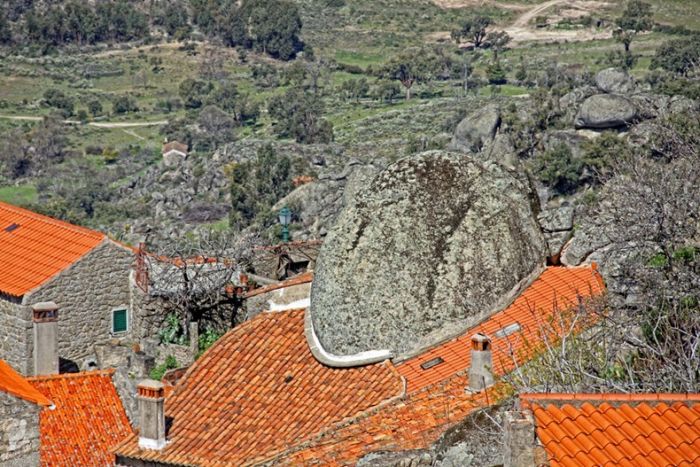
top-left (310, 151), bottom-right (546, 356)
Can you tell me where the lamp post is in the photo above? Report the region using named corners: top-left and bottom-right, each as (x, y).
top-left (278, 206), bottom-right (292, 243)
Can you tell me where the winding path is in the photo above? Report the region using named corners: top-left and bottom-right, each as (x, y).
top-left (0, 114), bottom-right (167, 128)
top-left (510, 0), bottom-right (567, 28)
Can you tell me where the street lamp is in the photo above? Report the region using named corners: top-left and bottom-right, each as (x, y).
top-left (278, 206), bottom-right (292, 243)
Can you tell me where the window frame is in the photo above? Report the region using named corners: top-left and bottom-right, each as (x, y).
top-left (111, 306), bottom-right (129, 335)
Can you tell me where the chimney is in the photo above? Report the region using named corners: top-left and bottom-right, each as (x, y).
top-left (468, 333), bottom-right (494, 391)
top-left (504, 409), bottom-right (541, 467)
top-left (32, 302), bottom-right (59, 376)
top-left (137, 380), bottom-right (167, 450)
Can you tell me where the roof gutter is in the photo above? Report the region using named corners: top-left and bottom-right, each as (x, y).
top-left (304, 309), bottom-right (393, 368)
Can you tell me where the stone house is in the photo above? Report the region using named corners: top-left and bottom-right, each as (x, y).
top-left (0, 312), bottom-right (133, 467)
top-left (162, 140), bottom-right (188, 167)
top-left (114, 266), bottom-right (606, 466)
top-left (0, 201), bottom-right (135, 375)
top-left (0, 359), bottom-right (50, 466)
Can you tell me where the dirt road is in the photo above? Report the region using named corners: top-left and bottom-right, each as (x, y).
top-left (510, 0), bottom-right (566, 28)
top-left (0, 114), bottom-right (167, 128)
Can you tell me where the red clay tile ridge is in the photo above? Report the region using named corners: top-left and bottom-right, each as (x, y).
top-left (304, 308), bottom-right (394, 368)
top-left (0, 359), bottom-right (52, 407)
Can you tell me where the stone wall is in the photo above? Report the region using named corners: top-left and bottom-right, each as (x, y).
top-left (128, 279), bottom-right (173, 342)
top-left (0, 392), bottom-right (40, 466)
top-left (26, 240), bottom-right (135, 371)
top-left (0, 297), bottom-right (32, 376)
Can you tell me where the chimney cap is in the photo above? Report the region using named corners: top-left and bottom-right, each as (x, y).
top-left (471, 333), bottom-right (491, 343)
top-left (138, 379), bottom-right (165, 399)
top-left (32, 302), bottom-right (58, 322)
top-left (32, 301), bottom-right (58, 312)
top-left (471, 333), bottom-right (491, 351)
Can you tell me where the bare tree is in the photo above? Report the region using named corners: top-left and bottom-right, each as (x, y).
top-left (505, 112), bottom-right (700, 394)
top-left (143, 231), bottom-right (259, 340)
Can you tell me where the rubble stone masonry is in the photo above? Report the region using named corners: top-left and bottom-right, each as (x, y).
top-left (0, 297), bottom-right (32, 376)
top-left (24, 240), bottom-right (134, 371)
top-left (0, 392), bottom-right (40, 466)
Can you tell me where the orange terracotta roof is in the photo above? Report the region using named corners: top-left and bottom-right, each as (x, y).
top-left (0, 201), bottom-right (105, 297)
top-left (113, 308), bottom-right (403, 466)
top-left (521, 393), bottom-right (700, 467)
top-left (29, 370), bottom-right (133, 467)
top-left (243, 271), bottom-right (314, 298)
top-left (267, 266), bottom-right (606, 465)
top-left (0, 359), bottom-right (52, 406)
top-left (398, 266), bottom-right (605, 392)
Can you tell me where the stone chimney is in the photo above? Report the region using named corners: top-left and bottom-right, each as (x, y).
top-left (32, 302), bottom-right (59, 376)
top-left (468, 333), bottom-right (494, 391)
top-left (504, 409), bottom-right (542, 467)
top-left (137, 380), bottom-right (166, 450)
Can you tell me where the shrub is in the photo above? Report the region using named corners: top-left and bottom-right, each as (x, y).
top-left (486, 62), bottom-right (507, 85)
top-left (531, 143), bottom-right (583, 194)
top-left (112, 95), bottom-right (138, 114)
top-left (149, 355), bottom-right (178, 381)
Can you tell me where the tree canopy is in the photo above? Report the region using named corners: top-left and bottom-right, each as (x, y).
top-left (451, 15), bottom-right (493, 48)
top-left (613, 0), bottom-right (653, 52)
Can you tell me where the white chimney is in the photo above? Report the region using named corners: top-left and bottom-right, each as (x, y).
top-left (32, 302), bottom-right (59, 376)
top-left (137, 380), bottom-right (167, 450)
top-left (468, 333), bottom-right (494, 391)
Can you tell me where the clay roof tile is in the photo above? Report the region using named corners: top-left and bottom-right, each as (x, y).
top-left (0, 201), bottom-right (105, 296)
top-left (28, 370), bottom-right (133, 466)
top-left (522, 393), bottom-right (700, 467)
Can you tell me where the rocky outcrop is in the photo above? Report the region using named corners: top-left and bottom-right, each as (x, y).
top-left (450, 104), bottom-right (501, 153)
top-left (538, 204), bottom-right (575, 261)
top-left (310, 151), bottom-right (546, 356)
top-left (595, 68), bottom-right (635, 94)
top-left (574, 94), bottom-right (638, 129)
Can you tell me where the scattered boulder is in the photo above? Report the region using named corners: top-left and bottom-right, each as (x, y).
top-left (450, 104), bottom-right (501, 153)
top-left (559, 85), bottom-right (597, 120)
top-left (595, 68), bottom-right (635, 94)
top-left (669, 95), bottom-right (699, 114)
top-left (310, 151), bottom-right (546, 356)
top-left (574, 94), bottom-right (638, 129)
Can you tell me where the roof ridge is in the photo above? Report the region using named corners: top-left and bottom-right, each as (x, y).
top-left (27, 368), bottom-right (115, 382)
top-left (521, 393), bottom-right (700, 405)
top-left (0, 201), bottom-right (105, 240)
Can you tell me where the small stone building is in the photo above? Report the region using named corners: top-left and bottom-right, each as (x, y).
top-left (0, 201), bottom-right (135, 375)
top-left (162, 140), bottom-right (188, 167)
top-left (0, 360), bottom-right (51, 466)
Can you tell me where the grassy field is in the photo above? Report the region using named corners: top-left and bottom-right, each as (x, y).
top-left (0, 185), bottom-right (38, 205)
top-left (0, 0), bottom-right (695, 156)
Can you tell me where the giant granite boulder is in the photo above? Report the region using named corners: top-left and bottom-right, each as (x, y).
top-left (310, 151), bottom-right (546, 356)
top-left (450, 104), bottom-right (501, 153)
top-left (574, 94), bottom-right (638, 129)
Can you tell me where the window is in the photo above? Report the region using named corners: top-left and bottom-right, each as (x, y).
top-left (112, 308), bottom-right (128, 334)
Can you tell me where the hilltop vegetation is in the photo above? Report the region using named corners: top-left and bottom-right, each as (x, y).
top-left (0, 0), bottom-right (697, 241)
